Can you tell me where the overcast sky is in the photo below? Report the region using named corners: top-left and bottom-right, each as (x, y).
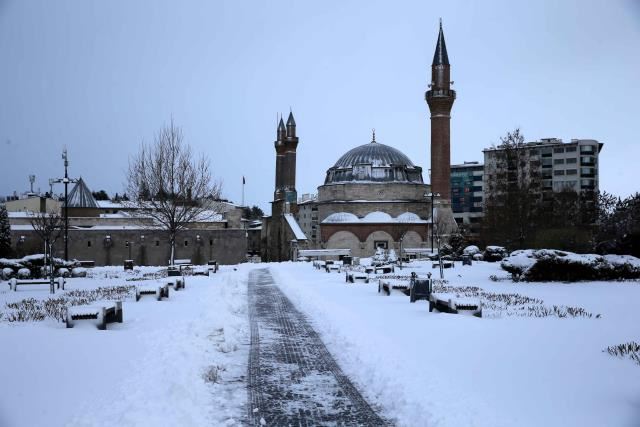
top-left (1, 0), bottom-right (639, 211)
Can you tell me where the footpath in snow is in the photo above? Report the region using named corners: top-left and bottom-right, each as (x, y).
top-left (247, 268), bottom-right (386, 425)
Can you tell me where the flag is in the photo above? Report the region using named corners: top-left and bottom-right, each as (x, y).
top-left (242, 176), bottom-right (246, 185)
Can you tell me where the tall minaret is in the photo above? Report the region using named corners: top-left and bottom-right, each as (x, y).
top-left (426, 19), bottom-right (455, 203)
top-left (272, 111), bottom-right (299, 214)
top-left (274, 116), bottom-right (287, 202)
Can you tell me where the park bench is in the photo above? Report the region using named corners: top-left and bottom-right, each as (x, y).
top-left (165, 269), bottom-right (186, 289)
top-left (192, 266), bottom-right (209, 276)
top-left (66, 301), bottom-right (123, 330)
top-left (207, 260), bottom-right (219, 274)
top-left (9, 277), bottom-right (65, 292)
top-left (313, 260), bottom-right (326, 270)
top-left (136, 283), bottom-right (170, 301)
top-left (429, 293), bottom-right (482, 317)
top-left (325, 263), bottom-right (342, 273)
top-left (409, 273), bottom-right (432, 303)
top-left (374, 265), bottom-right (395, 274)
top-left (378, 276), bottom-right (412, 296)
top-left (345, 271), bottom-right (370, 283)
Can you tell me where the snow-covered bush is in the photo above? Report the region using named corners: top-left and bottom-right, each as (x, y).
top-left (17, 268), bottom-right (31, 279)
top-left (484, 246), bottom-right (508, 262)
top-left (472, 253), bottom-right (484, 261)
top-left (57, 268), bottom-right (70, 278)
top-left (501, 249), bottom-right (640, 282)
top-left (1, 267), bottom-right (13, 280)
top-left (71, 267), bottom-right (87, 278)
top-left (439, 243), bottom-right (453, 257)
top-left (463, 245), bottom-right (480, 256)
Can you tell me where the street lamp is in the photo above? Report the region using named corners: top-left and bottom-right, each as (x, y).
top-left (425, 192), bottom-right (440, 254)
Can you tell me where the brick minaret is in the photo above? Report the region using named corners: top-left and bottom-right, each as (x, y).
top-left (272, 111), bottom-right (299, 217)
top-left (426, 19), bottom-right (455, 203)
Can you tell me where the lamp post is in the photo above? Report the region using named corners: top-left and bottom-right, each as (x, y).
top-left (426, 192), bottom-right (440, 254)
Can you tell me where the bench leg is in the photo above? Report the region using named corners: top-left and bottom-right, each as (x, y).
top-left (66, 313), bottom-right (74, 328)
top-left (97, 308), bottom-right (107, 330)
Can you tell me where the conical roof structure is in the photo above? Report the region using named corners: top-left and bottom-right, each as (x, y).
top-left (66, 177), bottom-right (98, 208)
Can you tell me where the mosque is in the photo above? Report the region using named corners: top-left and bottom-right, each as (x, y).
top-left (262, 21), bottom-right (456, 261)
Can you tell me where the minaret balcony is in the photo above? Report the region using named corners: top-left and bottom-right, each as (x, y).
top-left (426, 89), bottom-right (456, 99)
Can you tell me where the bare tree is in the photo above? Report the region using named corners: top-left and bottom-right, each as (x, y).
top-left (29, 210), bottom-right (63, 290)
top-left (125, 119), bottom-right (223, 264)
top-left (482, 128), bottom-right (541, 249)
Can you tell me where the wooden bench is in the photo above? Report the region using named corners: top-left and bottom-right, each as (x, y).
top-left (9, 277), bottom-right (65, 292)
top-left (374, 265), bottom-right (395, 274)
top-left (378, 278), bottom-right (410, 296)
top-left (313, 260), bottom-right (326, 270)
top-left (165, 271), bottom-right (186, 289)
top-left (66, 301), bottom-right (123, 330)
top-left (429, 293), bottom-right (482, 317)
top-left (136, 283), bottom-right (170, 301)
top-left (345, 271), bottom-right (369, 283)
top-left (207, 260), bottom-right (219, 274)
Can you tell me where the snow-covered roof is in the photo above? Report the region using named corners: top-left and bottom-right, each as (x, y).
top-left (96, 200), bottom-right (125, 209)
top-left (321, 211), bottom-right (429, 224)
top-left (284, 213), bottom-right (307, 240)
top-left (323, 212), bottom-right (360, 223)
top-left (362, 211), bottom-right (393, 222)
top-left (298, 249), bottom-right (351, 257)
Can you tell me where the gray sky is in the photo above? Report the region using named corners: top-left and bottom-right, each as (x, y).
top-left (1, 0), bottom-right (639, 211)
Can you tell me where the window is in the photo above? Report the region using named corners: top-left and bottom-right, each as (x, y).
top-left (566, 169), bottom-right (577, 175)
top-left (566, 158), bottom-right (577, 164)
top-left (542, 158), bottom-right (552, 168)
top-left (209, 239), bottom-right (213, 246)
top-left (184, 240), bottom-right (188, 247)
top-left (554, 158), bottom-right (564, 165)
top-left (580, 145), bottom-right (595, 153)
top-left (541, 148), bottom-right (552, 157)
top-left (155, 240), bottom-right (160, 247)
top-left (87, 241), bottom-right (92, 247)
top-left (374, 240), bottom-right (388, 249)
top-left (553, 147), bottom-right (565, 154)
top-left (554, 170), bottom-right (565, 176)
top-left (566, 146), bottom-right (577, 152)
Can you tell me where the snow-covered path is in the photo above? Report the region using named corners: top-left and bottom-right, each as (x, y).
top-left (247, 268), bottom-right (387, 426)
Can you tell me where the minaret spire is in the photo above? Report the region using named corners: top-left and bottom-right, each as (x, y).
top-left (432, 18), bottom-right (449, 66)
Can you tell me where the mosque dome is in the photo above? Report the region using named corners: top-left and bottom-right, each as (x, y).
top-left (324, 134), bottom-right (424, 185)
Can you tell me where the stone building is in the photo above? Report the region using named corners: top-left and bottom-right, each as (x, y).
top-left (8, 178), bottom-right (248, 265)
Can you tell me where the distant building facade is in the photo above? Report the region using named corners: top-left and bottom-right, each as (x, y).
top-left (483, 138), bottom-right (603, 198)
top-left (450, 162), bottom-right (484, 234)
top-left (8, 179), bottom-right (248, 265)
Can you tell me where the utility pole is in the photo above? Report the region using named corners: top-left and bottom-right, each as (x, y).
top-left (50, 148), bottom-right (77, 261)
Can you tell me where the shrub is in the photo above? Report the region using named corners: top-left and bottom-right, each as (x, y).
top-left (484, 246), bottom-right (508, 262)
top-left (501, 250), bottom-right (640, 282)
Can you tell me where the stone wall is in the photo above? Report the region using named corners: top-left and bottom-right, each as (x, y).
top-left (10, 228), bottom-right (247, 266)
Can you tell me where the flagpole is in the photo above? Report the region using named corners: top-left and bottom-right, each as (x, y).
top-left (241, 176), bottom-right (245, 207)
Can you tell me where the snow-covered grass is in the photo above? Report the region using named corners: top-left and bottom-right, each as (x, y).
top-left (271, 260), bottom-right (640, 427)
top-left (1, 260), bottom-right (639, 427)
top-left (0, 265), bottom-right (251, 427)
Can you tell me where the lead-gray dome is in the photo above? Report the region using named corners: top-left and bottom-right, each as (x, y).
top-left (324, 140), bottom-right (424, 184)
top-left (333, 142), bottom-right (415, 168)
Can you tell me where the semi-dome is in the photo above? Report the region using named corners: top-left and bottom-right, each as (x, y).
top-left (322, 212), bottom-right (359, 223)
top-left (324, 137), bottom-right (424, 185)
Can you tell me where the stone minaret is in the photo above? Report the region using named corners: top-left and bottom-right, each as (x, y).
top-left (426, 19), bottom-right (455, 203)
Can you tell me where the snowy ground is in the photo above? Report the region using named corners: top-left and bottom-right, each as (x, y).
top-left (1, 260), bottom-right (639, 427)
top-left (271, 261), bottom-right (640, 427)
top-left (0, 265), bottom-right (252, 427)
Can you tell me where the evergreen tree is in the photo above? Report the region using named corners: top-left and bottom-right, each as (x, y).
top-left (0, 205), bottom-right (12, 257)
